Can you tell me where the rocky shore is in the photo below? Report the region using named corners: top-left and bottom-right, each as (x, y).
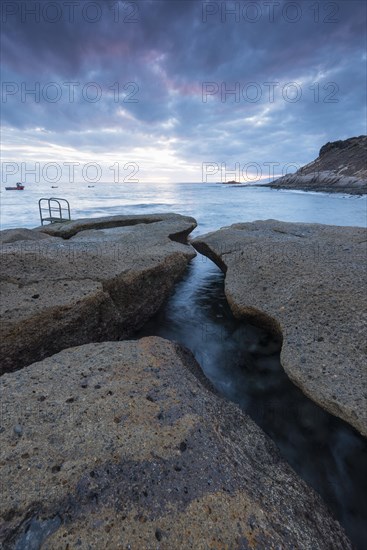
top-left (0, 213), bottom-right (362, 548)
top-left (269, 135), bottom-right (367, 194)
top-left (0, 214), bottom-right (196, 374)
top-left (0, 338), bottom-right (351, 549)
top-left (193, 220), bottom-right (367, 437)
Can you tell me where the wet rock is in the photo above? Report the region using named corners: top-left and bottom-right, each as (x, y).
top-left (0, 337), bottom-right (351, 549)
top-left (0, 214), bottom-right (196, 373)
top-left (269, 135), bottom-right (367, 194)
top-left (193, 220), bottom-right (367, 436)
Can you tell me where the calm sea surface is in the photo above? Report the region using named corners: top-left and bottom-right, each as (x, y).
top-left (1, 181), bottom-right (366, 231)
top-left (1, 182), bottom-right (367, 548)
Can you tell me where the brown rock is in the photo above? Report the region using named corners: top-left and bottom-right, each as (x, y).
top-left (193, 220), bottom-right (367, 436)
top-left (0, 337), bottom-right (351, 549)
top-left (269, 135), bottom-right (367, 194)
top-left (0, 228), bottom-right (54, 245)
top-left (0, 214), bottom-right (196, 374)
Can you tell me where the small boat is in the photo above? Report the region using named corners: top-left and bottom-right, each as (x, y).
top-left (5, 182), bottom-right (24, 190)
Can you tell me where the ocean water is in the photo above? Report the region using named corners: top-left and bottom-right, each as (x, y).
top-left (1, 181), bottom-right (366, 231)
top-left (1, 182), bottom-right (367, 547)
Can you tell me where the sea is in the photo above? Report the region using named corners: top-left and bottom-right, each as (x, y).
top-left (1, 181), bottom-right (366, 231)
top-left (1, 182), bottom-right (367, 548)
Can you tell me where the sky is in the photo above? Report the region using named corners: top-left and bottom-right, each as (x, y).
top-left (1, 0), bottom-right (366, 184)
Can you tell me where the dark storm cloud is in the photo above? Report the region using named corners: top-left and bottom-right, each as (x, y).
top-left (1, 0), bottom-right (366, 176)
top-left (2, 1), bottom-right (363, 75)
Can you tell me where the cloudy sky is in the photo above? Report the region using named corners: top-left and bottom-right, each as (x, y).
top-left (1, 0), bottom-right (366, 183)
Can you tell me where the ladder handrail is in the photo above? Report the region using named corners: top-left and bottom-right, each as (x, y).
top-left (39, 198), bottom-right (71, 225)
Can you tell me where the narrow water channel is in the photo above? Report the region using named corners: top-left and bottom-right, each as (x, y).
top-left (137, 254), bottom-right (367, 550)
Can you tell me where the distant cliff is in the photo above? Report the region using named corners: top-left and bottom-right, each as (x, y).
top-left (270, 136), bottom-right (367, 194)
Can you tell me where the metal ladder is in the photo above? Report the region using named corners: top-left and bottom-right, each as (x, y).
top-left (39, 198), bottom-right (71, 225)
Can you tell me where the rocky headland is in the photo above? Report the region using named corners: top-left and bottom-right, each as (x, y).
top-left (269, 135), bottom-right (367, 194)
top-left (193, 220), bottom-right (367, 437)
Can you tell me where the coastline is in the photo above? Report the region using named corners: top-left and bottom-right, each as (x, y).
top-left (266, 181), bottom-right (367, 195)
top-left (1, 212), bottom-right (366, 548)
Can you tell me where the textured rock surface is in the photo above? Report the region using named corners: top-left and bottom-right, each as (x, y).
top-left (269, 135), bottom-right (367, 194)
top-left (0, 214), bottom-right (196, 374)
top-left (193, 220), bottom-right (367, 436)
top-left (0, 228), bottom-right (53, 245)
top-left (35, 213), bottom-right (195, 242)
top-left (0, 337), bottom-right (351, 549)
